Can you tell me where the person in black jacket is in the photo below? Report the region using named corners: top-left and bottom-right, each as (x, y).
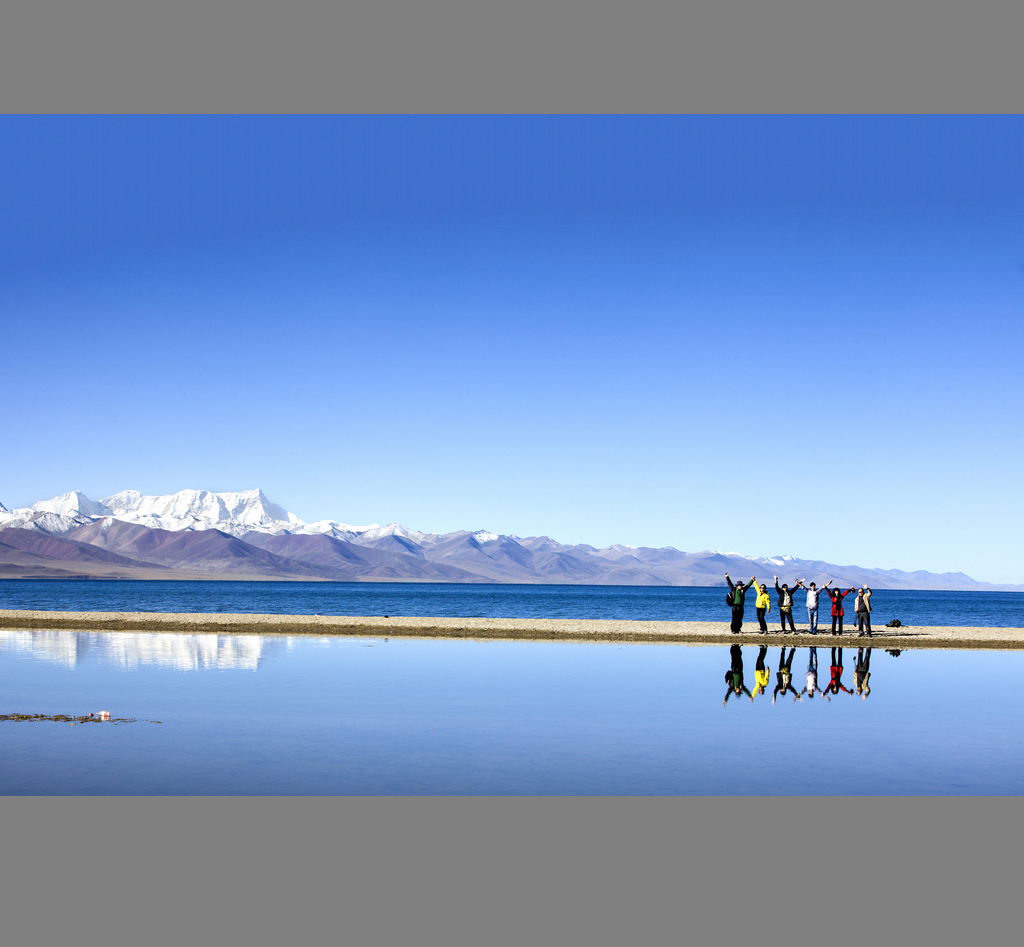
top-left (773, 647), bottom-right (802, 703)
top-left (725, 573), bottom-right (756, 633)
top-left (774, 576), bottom-right (798, 633)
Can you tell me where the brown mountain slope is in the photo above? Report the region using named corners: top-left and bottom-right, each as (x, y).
top-left (66, 522), bottom-right (333, 578)
top-left (241, 532), bottom-right (487, 582)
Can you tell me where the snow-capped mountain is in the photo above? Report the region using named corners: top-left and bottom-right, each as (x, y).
top-left (98, 488), bottom-right (299, 533)
top-left (33, 490), bottom-right (113, 518)
top-left (0, 488), bottom-right (371, 539)
top-left (0, 488), bottom-right (1010, 589)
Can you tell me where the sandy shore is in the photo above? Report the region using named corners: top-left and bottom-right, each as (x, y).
top-left (1, 608), bottom-right (1023, 649)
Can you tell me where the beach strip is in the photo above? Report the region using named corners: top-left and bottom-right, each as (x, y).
top-left (1, 609), bottom-right (1023, 649)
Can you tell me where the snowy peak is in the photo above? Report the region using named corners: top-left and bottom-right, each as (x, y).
top-left (356, 523), bottom-right (428, 543)
top-left (33, 491), bottom-right (112, 518)
top-left (99, 488), bottom-right (289, 529)
top-left (86, 489), bottom-right (298, 534)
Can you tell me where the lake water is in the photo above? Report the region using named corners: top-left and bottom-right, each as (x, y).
top-left (2, 629), bottom-right (1022, 795)
top-left (1, 580), bottom-right (1021, 627)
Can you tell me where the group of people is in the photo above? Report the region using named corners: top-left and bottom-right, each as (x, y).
top-left (724, 645), bottom-right (873, 705)
top-left (725, 572), bottom-right (874, 636)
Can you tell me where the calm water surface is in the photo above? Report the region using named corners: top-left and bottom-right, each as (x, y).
top-left (1, 580), bottom-right (1021, 626)
top-left (2, 629), bottom-right (1022, 795)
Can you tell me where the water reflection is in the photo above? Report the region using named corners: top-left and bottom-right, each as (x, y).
top-left (824, 647), bottom-right (853, 696)
top-left (855, 647), bottom-right (872, 699)
top-left (723, 644), bottom-right (752, 703)
top-left (773, 648), bottom-right (801, 703)
top-left (721, 645), bottom-right (890, 706)
top-left (0, 629), bottom-right (290, 671)
top-left (752, 646), bottom-right (769, 699)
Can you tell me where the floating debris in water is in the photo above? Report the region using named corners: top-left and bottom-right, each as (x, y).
top-left (1, 713), bottom-right (161, 724)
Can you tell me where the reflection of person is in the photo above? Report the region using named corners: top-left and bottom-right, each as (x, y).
top-left (855, 648), bottom-right (872, 698)
top-left (798, 648), bottom-right (830, 700)
top-left (774, 576), bottom-right (798, 633)
top-left (773, 648), bottom-right (802, 703)
top-left (754, 583), bottom-right (772, 633)
top-left (796, 579), bottom-right (831, 634)
top-left (725, 573), bottom-right (756, 634)
top-left (752, 646), bottom-right (770, 697)
top-left (855, 587), bottom-right (873, 636)
top-left (825, 586), bottom-right (855, 635)
top-left (824, 647), bottom-right (852, 696)
top-left (724, 644), bottom-right (753, 704)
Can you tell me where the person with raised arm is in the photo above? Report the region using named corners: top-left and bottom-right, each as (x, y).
top-left (796, 578), bottom-right (831, 635)
top-left (752, 645), bottom-right (770, 698)
top-left (724, 644), bottom-right (753, 704)
top-left (754, 581), bottom-right (772, 633)
top-left (773, 647), bottom-right (802, 703)
top-left (797, 647), bottom-right (830, 701)
top-left (773, 575), bottom-right (798, 633)
top-left (825, 584), bottom-right (856, 636)
top-left (724, 573), bottom-right (756, 634)
top-left (855, 587), bottom-right (874, 636)
top-left (855, 647), bottom-right (872, 698)
top-left (824, 647), bottom-right (853, 696)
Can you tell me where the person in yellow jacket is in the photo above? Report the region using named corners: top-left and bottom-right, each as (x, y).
top-left (752, 645), bottom-right (770, 698)
top-left (754, 582), bottom-right (772, 632)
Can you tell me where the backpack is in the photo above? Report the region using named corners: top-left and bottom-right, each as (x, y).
top-left (726, 590), bottom-right (735, 607)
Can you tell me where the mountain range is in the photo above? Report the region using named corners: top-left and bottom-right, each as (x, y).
top-left (0, 488), bottom-right (1013, 590)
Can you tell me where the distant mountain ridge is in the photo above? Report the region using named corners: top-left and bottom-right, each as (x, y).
top-left (0, 488), bottom-right (1015, 590)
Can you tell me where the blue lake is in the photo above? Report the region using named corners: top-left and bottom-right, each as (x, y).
top-left (2, 629), bottom-right (1022, 795)
top-left (1, 579), bottom-right (1022, 627)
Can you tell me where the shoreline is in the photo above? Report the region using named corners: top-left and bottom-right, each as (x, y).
top-left (2, 609), bottom-right (1024, 650)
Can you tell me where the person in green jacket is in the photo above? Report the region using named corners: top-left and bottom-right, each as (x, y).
top-left (724, 644), bottom-right (753, 704)
top-left (724, 573), bottom-right (756, 633)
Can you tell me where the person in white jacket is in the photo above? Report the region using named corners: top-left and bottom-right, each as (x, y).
top-left (796, 579), bottom-right (831, 634)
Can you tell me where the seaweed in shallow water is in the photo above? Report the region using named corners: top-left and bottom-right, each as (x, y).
top-left (0, 713), bottom-right (161, 724)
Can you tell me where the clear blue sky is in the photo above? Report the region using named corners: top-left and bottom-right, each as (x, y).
top-left (2, 116), bottom-right (1022, 582)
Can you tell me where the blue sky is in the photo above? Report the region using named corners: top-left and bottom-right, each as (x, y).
top-left (2, 116), bottom-right (1023, 582)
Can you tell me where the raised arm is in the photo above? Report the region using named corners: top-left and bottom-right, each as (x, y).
top-left (725, 572), bottom-right (736, 591)
top-left (775, 576), bottom-right (783, 594)
top-left (743, 576), bottom-right (756, 590)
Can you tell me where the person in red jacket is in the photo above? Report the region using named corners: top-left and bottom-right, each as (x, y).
top-left (825, 585), bottom-right (856, 636)
top-left (824, 647), bottom-right (853, 696)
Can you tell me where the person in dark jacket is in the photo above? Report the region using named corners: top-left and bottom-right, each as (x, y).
top-left (825, 585), bottom-right (856, 635)
top-left (855, 647), bottom-right (872, 698)
top-left (855, 587), bottom-right (873, 636)
top-left (773, 575), bottom-right (798, 632)
top-left (725, 573), bottom-right (756, 634)
top-left (724, 644), bottom-right (752, 704)
top-left (773, 647), bottom-right (802, 703)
